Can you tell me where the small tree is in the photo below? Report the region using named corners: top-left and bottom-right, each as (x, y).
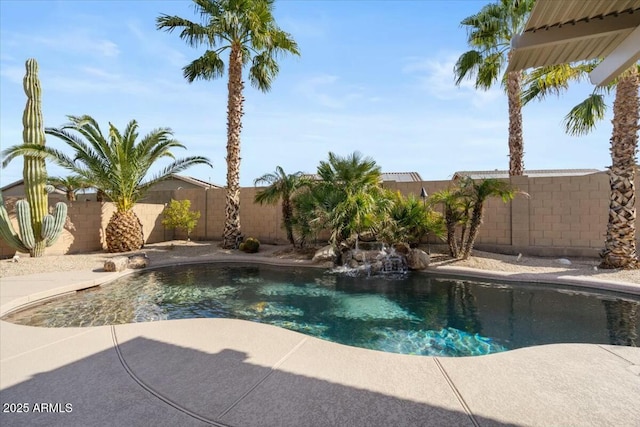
top-left (431, 178), bottom-right (521, 259)
top-left (162, 199), bottom-right (201, 241)
top-left (254, 166), bottom-right (310, 246)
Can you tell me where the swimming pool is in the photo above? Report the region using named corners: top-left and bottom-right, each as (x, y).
top-left (3, 263), bottom-right (639, 357)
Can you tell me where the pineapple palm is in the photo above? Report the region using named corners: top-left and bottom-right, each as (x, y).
top-left (3, 115), bottom-right (211, 252)
top-left (455, 0), bottom-right (534, 176)
top-left (523, 64), bottom-right (640, 269)
top-left (157, 0), bottom-right (300, 248)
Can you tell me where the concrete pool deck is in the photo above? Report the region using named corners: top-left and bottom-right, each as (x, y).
top-left (1, 258), bottom-right (639, 426)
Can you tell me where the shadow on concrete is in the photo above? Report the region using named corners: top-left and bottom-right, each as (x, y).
top-left (0, 336), bottom-right (516, 427)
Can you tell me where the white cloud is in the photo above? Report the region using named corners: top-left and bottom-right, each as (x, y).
top-left (3, 30), bottom-right (120, 58)
top-left (403, 53), bottom-right (503, 109)
top-left (0, 65), bottom-right (23, 84)
top-left (295, 74), bottom-right (368, 109)
top-left (126, 21), bottom-right (187, 68)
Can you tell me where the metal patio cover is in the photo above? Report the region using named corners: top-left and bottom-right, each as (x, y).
top-left (507, 0), bottom-right (640, 85)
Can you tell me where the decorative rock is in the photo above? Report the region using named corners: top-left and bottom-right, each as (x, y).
top-left (104, 256), bottom-right (128, 272)
top-left (393, 243), bottom-right (410, 256)
top-left (312, 245), bottom-right (337, 263)
top-left (556, 258), bottom-right (572, 265)
top-left (407, 249), bottom-right (430, 270)
top-left (128, 253), bottom-right (149, 269)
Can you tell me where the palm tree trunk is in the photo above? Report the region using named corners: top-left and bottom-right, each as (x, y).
top-left (282, 197), bottom-right (295, 246)
top-left (445, 208), bottom-right (459, 257)
top-left (506, 68), bottom-right (524, 176)
top-left (222, 44), bottom-right (245, 249)
top-left (458, 207), bottom-right (470, 255)
top-left (462, 201), bottom-right (484, 259)
top-left (600, 67), bottom-right (639, 269)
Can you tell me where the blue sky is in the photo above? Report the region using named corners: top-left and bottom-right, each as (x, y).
top-left (0, 0), bottom-right (615, 188)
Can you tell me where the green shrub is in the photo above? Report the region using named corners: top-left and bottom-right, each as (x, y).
top-left (241, 237), bottom-right (260, 253)
top-left (161, 199), bottom-right (200, 241)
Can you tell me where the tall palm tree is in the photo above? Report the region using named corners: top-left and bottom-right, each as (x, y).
top-left (254, 166), bottom-right (309, 246)
top-left (157, 0), bottom-right (300, 249)
top-left (3, 115), bottom-right (211, 252)
top-left (603, 67), bottom-right (639, 269)
top-left (523, 64), bottom-right (640, 269)
top-left (48, 175), bottom-right (91, 201)
top-left (454, 0), bottom-right (534, 176)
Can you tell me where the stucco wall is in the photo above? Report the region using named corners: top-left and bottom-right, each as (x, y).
top-left (1, 172), bottom-right (639, 259)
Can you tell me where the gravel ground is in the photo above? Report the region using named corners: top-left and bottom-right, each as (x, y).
top-left (1, 240), bottom-right (639, 284)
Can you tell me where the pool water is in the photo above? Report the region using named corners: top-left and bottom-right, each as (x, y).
top-left (3, 264), bottom-right (639, 357)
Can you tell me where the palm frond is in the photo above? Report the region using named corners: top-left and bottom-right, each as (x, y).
top-left (156, 14), bottom-right (209, 48)
top-left (454, 50), bottom-right (483, 85)
top-left (183, 50), bottom-right (226, 82)
top-left (521, 62), bottom-right (595, 104)
top-left (563, 94), bottom-right (607, 136)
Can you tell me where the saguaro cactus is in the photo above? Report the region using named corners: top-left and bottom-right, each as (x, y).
top-left (0, 58), bottom-right (67, 257)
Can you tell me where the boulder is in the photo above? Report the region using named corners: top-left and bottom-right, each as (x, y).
top-left (128, 254), bottom-right (149, 269)
top-left (104, 256), bottom-right (128, 272)
top-left (393, 243), bottom-right (411, 256)
top-left (407, 249), bottom-right (430, 270)
top-left (312, 245), bottom-right (337, 264)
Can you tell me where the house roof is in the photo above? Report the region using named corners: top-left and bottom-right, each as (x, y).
top-left (1, 175), bottom-right (221, 195)
top-left (1, 179), bottom-right (23, 192)
top-left (452, 169), bottom-right (601, 180)
top-left (380, 172), bottom-right (423, 182)
top-left (507, 0), bottom-right (640, 86)
top-left (169, 174), bottom-right (222, 189)
top-left (303, 172), bottom-right (423, 183)
top-left (0, 179), bottom-right (66, 195)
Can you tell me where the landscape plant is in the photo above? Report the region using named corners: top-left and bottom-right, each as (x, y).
top-left (288, 152), bottom-right (444, 252)
top-left (48, 175), bottom-right (91, 202)
top-left (454, 0), bottom-right (534, 176)
top-left (429, 187), bottom-right (470, 257)
top-left (380, 191), bottom-right (445, 248)
top-left (157, 0), bottom-right (300, 249)
top-left (0, 58), bottom-right (67, 257)
top-left (310, 152), bottom-right (390, 246)
top-left (459, 177), bottom-right (518, 259)
top-left (254, 166), bottom-right (310, 246)
top-left (523, 63), bottom-right (640, 269)
top-left (239, 237), bottom-right (260, 253)
top-left (4, 115), bottom-right (211, 252)
top-left (431, 177), bottom-right (519, 259)
top-left (162, 199), bottom-right (201, 241)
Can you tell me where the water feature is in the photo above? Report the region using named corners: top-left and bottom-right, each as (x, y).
top-left (340, 241), bottom-right (409, 277)
top-left (4, 263), bottom-right (639, 357)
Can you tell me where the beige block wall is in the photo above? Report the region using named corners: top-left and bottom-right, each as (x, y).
top-left (527, 173), bottom-right (610, 249)
top-left (1, 199), bottom-right (171, 258)
top-left (2, 173), bottom-right (640, 258)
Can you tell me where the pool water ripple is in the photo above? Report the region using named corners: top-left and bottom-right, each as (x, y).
top-left (3, 263), bottom-right (639, 357)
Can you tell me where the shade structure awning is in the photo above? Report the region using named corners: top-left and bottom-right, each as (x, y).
top-left (507, 0), bottom-right (640, 86)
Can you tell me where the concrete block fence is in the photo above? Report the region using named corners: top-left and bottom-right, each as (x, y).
top-left (1, 172), bottom-right (638, 258)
